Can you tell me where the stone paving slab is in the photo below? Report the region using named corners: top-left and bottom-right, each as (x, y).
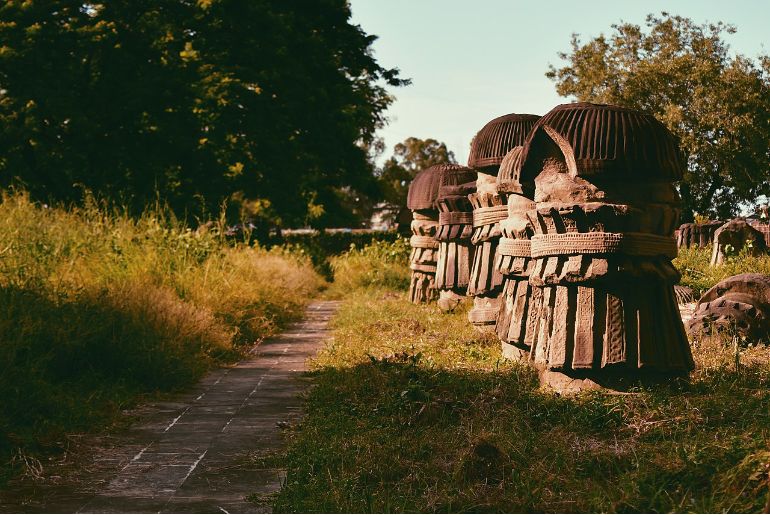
top-left (0, 301), bottom-right (339, 514)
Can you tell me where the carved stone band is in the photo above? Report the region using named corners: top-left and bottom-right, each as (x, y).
top-left (467, 306), bottom-right (500, 323)
top-left (530, 232), bottom-right (678, 259)
top-left (472, 205), bottom-right (508, 227)
top-left (410, 235), bottom-right (440, 249)
top-left (410, 262), bottom-right (438, 273)
top-left (497, 237), bottom-right (531, 258)
top-left (439, 211), bottom-right (474, 226)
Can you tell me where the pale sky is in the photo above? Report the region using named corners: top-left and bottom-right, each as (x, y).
top-left (350, 0), bottom-right (770, 165)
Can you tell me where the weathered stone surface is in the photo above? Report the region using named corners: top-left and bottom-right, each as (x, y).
top-left (495, 146), bottom-right (540, 355)
top-left (674, 284), bottom-right (695, 304)
top-left (408, 211), bottom-right (439, 304)
top-left (518, 102), bottom-right (694, 391)
top-left (407, 166), bottom-right (443, 304)
top-left (434, 164), bottom-right (477, 312)
top-left (686, 273), bottom-right (770, 341)
top-left (676, 221), bottom-right (723, 249)
top-left (466, 114), bottom-right (540, 331)
top-left (710, 219), bottom-right (767, 266)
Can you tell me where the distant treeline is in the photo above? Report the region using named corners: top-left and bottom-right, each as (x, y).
top-left (0, 0), bottom-right (406, 228)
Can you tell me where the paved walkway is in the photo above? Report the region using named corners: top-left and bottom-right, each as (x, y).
top-left (0, 301), bottom-right (339, 514)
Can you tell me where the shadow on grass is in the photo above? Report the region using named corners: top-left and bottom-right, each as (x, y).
top-left (276, 350), bottom-right (770, 513)
top-left (0, 284), bottom-right (239, 482)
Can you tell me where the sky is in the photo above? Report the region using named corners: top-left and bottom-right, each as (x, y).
top-left (350, 0), bottom-right (770, 165)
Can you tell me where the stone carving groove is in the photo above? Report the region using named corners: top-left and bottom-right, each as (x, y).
top-left (407, 166), bottom-right (442, 304)
top-left (676, 221), bottom-right (723, 249)
top-left (518, 102), bottom-right (694, 390)
top-left (686, 273), bottom-right (770, 341)
top-left (466, 113), bottom-right (540, 332)
top-left (495, 146), bottom-right (541, 359)
top-left (434, 164), bottom-right (477, 312)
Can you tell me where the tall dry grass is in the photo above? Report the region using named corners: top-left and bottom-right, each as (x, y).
top-left (326, 238), bottom-right (411, 297)
top-left (0, 192), bottom-right (323, 474)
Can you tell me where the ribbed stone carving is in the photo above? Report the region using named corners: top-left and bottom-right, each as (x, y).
top-left (407, 166), bottom-right (442, 304)
top-left (434, 164), bottom-right (477, 312)
top-left (466, 113), bottom-right (540, 332)
top-left (519, 102), bottom-right (694, 391)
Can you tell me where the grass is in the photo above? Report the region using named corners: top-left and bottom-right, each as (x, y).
top-left (0, 192), bottom-right (324, 481)
top-left (675, 245), bottom-right (770, 297)
top-left (275, 241), bottom-right (770, 513)
top-left (324, 237), bottom-right (411, 298)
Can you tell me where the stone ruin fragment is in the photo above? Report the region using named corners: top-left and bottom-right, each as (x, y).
top-left (517, 102), bottom-right (694, 391)
top-left (676, 220), bottom-right (723, 249)
top-left (466, 113), bottom-right (540, 332)
top-left (495, 146), bottom-right (540, 359)
top-left (687, 273), bottom-right (770, 342)
top-left (406, 165), bottom-right (442, 303)
top-left (710, 219), bottom-right (767, 266)
top-left (434, 164), bottom-right (477, 312)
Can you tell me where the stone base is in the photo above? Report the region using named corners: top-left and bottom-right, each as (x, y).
top-left (501, 342), bottom-right (529, 361)
top-left (437, 290), bottom-right (464, 313)
top-left (468, 295), bottom-right (501, 333)
top-left (537, 367), bottom-right (689, 395)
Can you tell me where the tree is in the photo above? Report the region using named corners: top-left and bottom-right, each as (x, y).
top-left (0, 0), bottom-right (407, 227)
top-left (378, 137), bottom-right (456, 208)
top-left (546, 13), bottom-right (770, 220)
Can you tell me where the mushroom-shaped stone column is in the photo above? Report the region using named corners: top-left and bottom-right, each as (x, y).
top-left (407, 165), bottom-right (442, 304)
top-left (466, 113), bottom-right (540, 332)
top-left (518, 103), bottom-right (694, 391)
top-left (495, 146), bottom-right (541, 359)
top-left (435, 164), bottom-right (478, 312)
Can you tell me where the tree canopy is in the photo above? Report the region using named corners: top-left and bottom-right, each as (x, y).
top-left (0, 0), bottom-right (407, 227)
top-left (378, 137), bottom-right (456, 209)
top-left (547, 12), bottom-right (770, 220)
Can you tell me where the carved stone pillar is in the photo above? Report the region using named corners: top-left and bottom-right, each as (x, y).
top-left (710, 219), bottom-right (767, 266)
top-left (518, 103), bottom-right (694, 391)
top-left (407, 166), bottom-right (442, 304)
top-left (434, 164), bottom-right (477, 312)
top-left (466, 113), bottom-right (540, 332)
top-left (494, 147), bottom-right (541, 360)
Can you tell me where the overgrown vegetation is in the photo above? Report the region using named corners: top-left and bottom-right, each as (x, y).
top-left (275, 241), bottom-right (770, 512)
top-left (263, 231), bottom-right (404, 280)
top-left (675, 245), bottom-right (770, 296)
top-left (325, 238), bottom-right (411, 296)
top-left (0, 192), bottom-right (323, 481)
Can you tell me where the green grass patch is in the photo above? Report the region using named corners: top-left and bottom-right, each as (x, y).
top-left (276, 242), bottom-right (770, 512)
top-left (674, 245), bottom-right (770, 297)
top-left (0, 192), bottom-right (324, 481)
top-left (324, 237), bottom-right (411, 298)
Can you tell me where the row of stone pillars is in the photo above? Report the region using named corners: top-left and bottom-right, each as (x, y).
top-left (407, 102), bottom-right (695, 392)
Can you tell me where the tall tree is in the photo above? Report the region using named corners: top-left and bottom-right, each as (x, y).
top-left (378, 137), bottom-right (456, 208)
top-left (547, 13), bottom-right (770, 220)
top-left (0, 0), bottom-right (407, 226)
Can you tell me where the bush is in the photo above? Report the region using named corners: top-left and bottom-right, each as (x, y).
top-left (0, 192), bottom-right (323, 475)
top-left (327, 238), bottom-right (411, 295)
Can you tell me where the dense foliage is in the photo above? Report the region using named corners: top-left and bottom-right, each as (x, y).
top-left (0, 0), bottom-right (406, 227)
top-left (547, 13), bottom-right (770, 220)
